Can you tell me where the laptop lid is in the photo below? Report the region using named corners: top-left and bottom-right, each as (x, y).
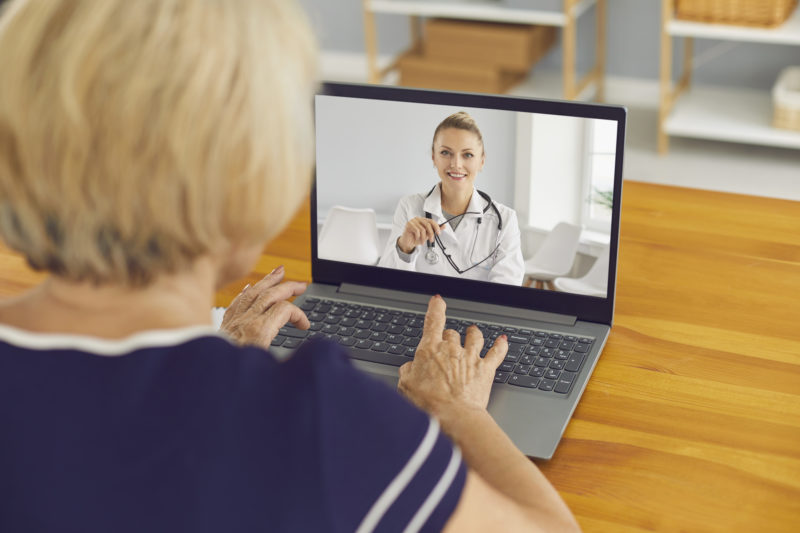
top-left (312, 83), bottom-right (626, 326)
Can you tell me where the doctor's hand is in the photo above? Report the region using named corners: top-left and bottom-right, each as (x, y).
top-left (397, 217), bottom-right (442, 254)
top-left (220, 265), bottom-right (310, 349)
top-left (397, 295), bottom-right (508, 418)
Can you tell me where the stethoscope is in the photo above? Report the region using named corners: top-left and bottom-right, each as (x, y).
top-left (423, 185), bottom-right (504, 274)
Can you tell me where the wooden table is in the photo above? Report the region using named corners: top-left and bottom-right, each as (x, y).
top-left (1, 181), bottom-right (799, 531)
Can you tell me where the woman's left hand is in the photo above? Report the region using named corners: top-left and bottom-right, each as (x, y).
top-left (220, 266), bottom-right (310, 349)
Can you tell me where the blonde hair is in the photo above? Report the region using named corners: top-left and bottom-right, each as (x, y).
top-left (0, 0), bottom-right (317, 286)
top-left (431, 111), bottom-right (484, 155)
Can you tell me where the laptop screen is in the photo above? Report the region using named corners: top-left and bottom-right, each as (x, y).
top-left (313, 84), bottom-right (625, 324)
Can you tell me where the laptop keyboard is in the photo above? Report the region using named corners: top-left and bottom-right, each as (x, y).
top-left (273, 297), bottom-right (594, 395)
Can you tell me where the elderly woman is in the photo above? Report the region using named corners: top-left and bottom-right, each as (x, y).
top-left (0, 0), bottom-right (577, 532)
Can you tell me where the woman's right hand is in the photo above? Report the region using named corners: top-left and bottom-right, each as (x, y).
top-left (397, 295), bottom-right (508, 419)
top-left (397, 217), bottom-right (443, 254)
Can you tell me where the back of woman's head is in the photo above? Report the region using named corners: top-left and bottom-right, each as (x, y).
top-left (0, 0), bottom-right (317, 286)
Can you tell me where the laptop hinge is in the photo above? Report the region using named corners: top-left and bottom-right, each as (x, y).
top-left (338, 283), bottom-right (577, 327)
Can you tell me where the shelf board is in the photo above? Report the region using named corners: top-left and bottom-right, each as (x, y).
top-left (664, 86), bottom-right (800, 149)
top-left (368, 0), bottom-right (598, 26)
top-left (667, 6), bottom-right (800, 45)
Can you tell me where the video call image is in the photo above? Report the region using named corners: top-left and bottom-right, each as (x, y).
top-left (315, 95), bottom-right (618, 298)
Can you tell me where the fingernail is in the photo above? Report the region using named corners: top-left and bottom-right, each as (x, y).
top-left (500, 334), bottom-right (507, 341)
top-left (269, 265), bottom-right (284, 275)
top-left (242, 283), bottom-right (251, 292)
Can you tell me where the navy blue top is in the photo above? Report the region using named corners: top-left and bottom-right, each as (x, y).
top-left (0, 326), bottom-right (466, 532)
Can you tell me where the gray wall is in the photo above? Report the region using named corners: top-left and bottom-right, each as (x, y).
top-left (315, 95), bottom-right (517, 224)
top-left (299, 0), bottom-right (800, 90)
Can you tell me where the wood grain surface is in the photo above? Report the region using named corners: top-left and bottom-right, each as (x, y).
top-left (1, 181), bottom-right (798, 531)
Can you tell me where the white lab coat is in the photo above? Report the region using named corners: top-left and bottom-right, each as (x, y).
top-left (378, 186), bottom-right (525, 285)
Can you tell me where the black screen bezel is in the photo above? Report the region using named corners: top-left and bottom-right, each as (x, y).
top-left (312, 82), bottom-right (626, 326)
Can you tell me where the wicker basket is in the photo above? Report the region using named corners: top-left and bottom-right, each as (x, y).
top-left (676, 0), bottom-right (798, 27)
top-left (773, 67), bottom-right (800, 131)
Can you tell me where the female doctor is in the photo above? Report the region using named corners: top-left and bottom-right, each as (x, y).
top-left (378, 112), bottom-right (525, 285)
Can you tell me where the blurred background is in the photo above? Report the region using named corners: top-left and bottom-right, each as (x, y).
top-left (301, 0), bottom-right (800, 201)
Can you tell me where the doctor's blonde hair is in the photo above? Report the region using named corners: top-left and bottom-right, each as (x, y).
top-left (431, 111), bottom-right (485, 155)
top-left (0, 0), bottom-right (317, 287)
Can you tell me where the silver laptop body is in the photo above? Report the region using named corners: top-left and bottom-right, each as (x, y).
top-left (273, 83), bottom-right (625, 460)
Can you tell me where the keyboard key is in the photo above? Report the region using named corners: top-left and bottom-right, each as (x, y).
top-left (371, 342), bottom-right (388, 352)
top-left (309, 322), bottom-right (324, 331)
top-left (338, 336), bottom-right (356, 347)
top-left (408, 319), bottom-right (424, 328)
top-left (300, 301), bottom-right (317, 311)
top-left (404, 346), bottom-right (416, 358)
top-left (507, 343), bottom-right (525, 355)
top-left (388, 309), bottom-right (402, 315)
top-left (565, 335), bottom-right (577, 342)
top-left (534, 331), bottom-right (548, 338)
top-left (525, 345), bottom-right (541, 356)
top-left (391, 317), bottom-right (408, 326)
top-left (369, 332), bottom-right (387, 342)
top-left (499, 361), bottom-right (515, 372)
top-left (503, 327), bottom-right (517, 333)
top-left (574, 343), bottom-right (590, 353)
top-left (355, 339), bottom-right (373, 349)
top-left (494, 371), bottom-right (511, 384)
top-left (508, 375), bottom-right (541, 389)
top-left (371, 323), bottom-right (388, 333)
top-left (514, 364), bottom-right (532, 375)
top-left (279, 327), bottom-right (309, 339)
top-left (375, 314), bottom-right (392, 323)
top-left (504, 352), bottom-right (520, 363)
top-left (532, 338), bottom-right (544, 346)
top-left (338, 327), bottom-right (355, 336)
top-left (565, 353), bottom-right (585, 372)
top-left (354, 329), bottom-right (371, 339)
top-left (560, 341), bottom-right (575, 350)
top-left (529, 366), bottom-right (546, 377)
top-left (387, 325), bottom-right (404, 335)
top-left (549, 359), bottom-right (565, 370)
top-left (519, 354), bottom-right (535, 366)
top-left (306, 297), bottom-right (320, 304)
top-left (388, 344), bottom-right (405, 355)
top-left (538, 378), bottom-right (556, 391)
top-left (403, 327), bottom-right (422, 338)
top-left (386, 334), bottom-right (402, 344)
top-left (344, 310), bottom-right (361, 318)
top-left (361, 311), bottom-right (376, 320)
top-left (402, 336), bottom-right (419, 347)
top-left (323, 315), bottom-right (341, 325)
top-left (545, 339), bottom-right (560, 348)
top-left (349, 348), bottom-right (408, 367)
top-left (283, 338), bottom-right (302, 349)
top-left (554, 371), bottom-right (577, 394)
top-left (545, 368), bottom-right (561, 380)
top-left (316, 304), bottom-right (331, 313)
top-left (340, 318), bottom-right (357, 327)
top-left (549, 334), bottom-right (563, 340)
top-left (270, 335), bottom-right (286, 347)
top-left (321, 324), bottom-right (338, 334)
top-left (554, 349), bottom-right (569, 360)
top-left (540, 348), bottom-right (554, 358)
top-left (534, 356), bottom-right (549, 367)
top-left (579, 337), bottom-right (592, 343)
top-left (518, 329), bottom-right (534, 337)
top-left (508, 335), bottom-right (529, 345)
top-left (329, 306), bottom-right (346, 316)
top-left (308, 312), bottom-right (325, 321)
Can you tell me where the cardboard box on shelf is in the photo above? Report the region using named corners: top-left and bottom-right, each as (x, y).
top-left (398, 52), bottom-right (527, 94)
top-left (423, 19), bottom-right (556, 73)
top-left (397, 18), bottom-right (555, 94)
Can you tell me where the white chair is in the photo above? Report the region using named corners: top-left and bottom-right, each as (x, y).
top-left (523, 222), bottom-right (583, 289)
top-left (318, 206), bottom-right (381, 265)
top-left (553, 247), bottom-right (610, 297)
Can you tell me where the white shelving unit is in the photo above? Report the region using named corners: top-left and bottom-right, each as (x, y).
top-left (658, 0), bottom-right (800, 153)
top-left (362, 0), bottom-right (606, 100)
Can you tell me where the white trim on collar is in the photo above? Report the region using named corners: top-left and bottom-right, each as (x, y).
top-left (0, 323), bottom-right (227, 356)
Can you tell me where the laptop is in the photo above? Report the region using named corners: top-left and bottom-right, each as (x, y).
top-left (274, 82), bottom-right (625, 460)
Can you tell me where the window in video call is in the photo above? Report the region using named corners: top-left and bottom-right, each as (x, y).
top-left (315, 94), bottom-right (618, 298)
